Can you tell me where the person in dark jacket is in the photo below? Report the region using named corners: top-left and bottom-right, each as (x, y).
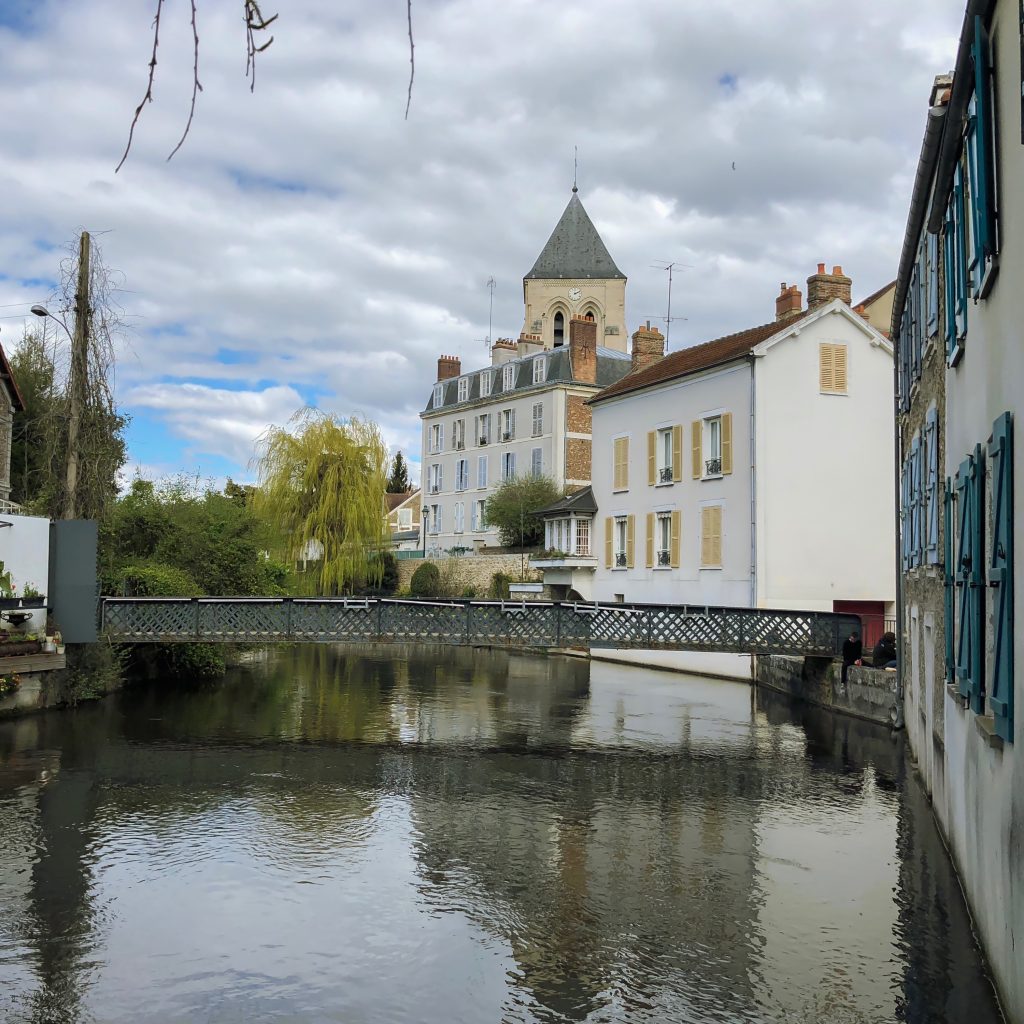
top-left (841, 631), bottom-right (862, 685)
top-left (871, 632), bottom-right (897, 669)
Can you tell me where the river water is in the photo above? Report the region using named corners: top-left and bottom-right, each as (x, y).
top-left (0, 646), bottom-right (1004, 1023)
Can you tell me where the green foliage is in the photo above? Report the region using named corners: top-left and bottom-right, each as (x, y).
top-left (386, 451), bottom-right (410, 493)
top-left (63, 642), bottom-right (125, 705)
top-left (113, 562), bottom-right (202, 597)
top-left (460, 586), bottom-right (478, 599)
top-left (410, 561), bottom-right (440, 598)
top-left (488, 572), bottom-right (512, 600)
top-left (0, 561), bottom-right (12, 598)
top-left (253, 410), bottom-right (389, 595)
top-left (483, 474), bottom-right (562, 548)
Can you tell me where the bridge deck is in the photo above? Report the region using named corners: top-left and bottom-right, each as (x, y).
top-left (99, 597), bottom-right (859, 658)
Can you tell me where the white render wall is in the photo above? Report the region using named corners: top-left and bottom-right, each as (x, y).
top-left (754, 304), bottom-right (896, 612)
top-left (590, 361), bottom-right (753, 608)
top-left (0, 513), bottom-right (50, 633)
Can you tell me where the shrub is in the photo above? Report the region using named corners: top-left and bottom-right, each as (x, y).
top-left (410, 561), bottom-right (441, 598)
top-left (460, 586), bottom-right (478, 599)
top-left (488, 572), bottom-right (512, 600)
top-left (483, 474), bottom-right (562, 548)
top-left (114, 563), bottom-right (202, 597)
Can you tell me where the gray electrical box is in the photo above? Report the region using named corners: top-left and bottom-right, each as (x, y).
top-left (47, 520), bottom-right (98, 644)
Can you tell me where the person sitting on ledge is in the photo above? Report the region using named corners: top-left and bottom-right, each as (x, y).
top-left (871, 631), bottom-right (897, 670)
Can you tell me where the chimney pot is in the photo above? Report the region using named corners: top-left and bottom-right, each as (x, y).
top-left (776, 281), bottom-right (804, 322)
top-left (817, 262), bottom-right (826, 274)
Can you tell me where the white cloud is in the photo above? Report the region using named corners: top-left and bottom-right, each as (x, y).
top-left (0, 0), bottom-right (963, 480)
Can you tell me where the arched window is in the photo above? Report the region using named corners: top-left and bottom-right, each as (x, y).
top-left (584, 305), bottom-right (598, 322)
top-left (553, 311), bottom-right (565, 347)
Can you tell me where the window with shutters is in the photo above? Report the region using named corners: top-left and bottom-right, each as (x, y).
top-left (428, 463), bottom-right (443, 495)
top-left (455, 459), bottom-right (468, 492)
top-left (987, 412), bottom-right (1013, 741)
top-left (433, 383), bottom-right (445, 407)
top-left (925, 409), bottom-right (940, 563)
top-left (532, 402), bottom-right (543, 437)
top-left (700, 506), bottom-right (723, 568)
top-left (452, 418), bottom-right (466, 450)
top-left (503, 363), bottom-right (515, 391)
top-left (965, 15), bottom-right (997, 295)
top-left (429, 423), bottom-right (443, 454)
top-left (900, 455), bottom-right (911, 572)
top-left (655, 513), bottom-right (672, 567)
top-left (655, 427), bottom-right (677, 484)
top-left (909, 435), bottom-right (921, 568)
top-left (428, 504), bottom-right (440, 534)
top-left (457, 377), bottom-right (469, 403)
top-left (472, 499), bottom-right (487, 532)
top-left (819, 343), bottom-right (849, 395)
top-left (614, 516), bottom-right (628, 568)
top-left (454, 501), bottom-right (465, 533)
top-left (944, 479), bottom-right (955, 685)
top-left (926, 231), bottom-right (939, 339)
top-left (479, 371), bottom-right (492, 398)
top-left (944, 163), bottom-right (969, 365)
top-left (613, 436), bottom-right (629, 491)
top-left (477, 455), bottom-right (488, 489)
top-left (502, 451), bottom-right (516, 480)
top-left (532, 356), bottom-right (546, 384)
top-left (703, 417), bottom-right (723, 477)
top-left (954, 447), bottom-right (985, 712)
top-left (501, 409), bottom-right (515, 441)
top-left (478, 413), bottom-right (491, 446)
top-left (531, 448), bottom-right (542, 477)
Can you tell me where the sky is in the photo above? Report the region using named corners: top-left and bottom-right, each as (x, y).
top-left (0, 0), bottom-right (963, 489)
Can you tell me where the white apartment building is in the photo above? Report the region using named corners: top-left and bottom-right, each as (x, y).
top-left (547, 267), bottom-right (895, 676)
top-left (419, 190), bottom-right (633, 554)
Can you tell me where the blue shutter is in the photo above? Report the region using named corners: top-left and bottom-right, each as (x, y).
top-left (971, 15), bottom-right (996, 262)
top-left (944, 206), bottom-right (959, 364)
top-left (944, 478), bottom-right (955, 685)
top-left (910, 436), bottom-right (921, 567)
top-left (901, 458), bottom-right (911, 571)
top-left (954, 448), bottom-right (985, 712)
top-left (927, 232), bottom-right (939, 336)
top-left (987, 412), bottom-right (1014, 741)
top-left (925, 409), bottom-right (939, 563)
top-left (954, 165), bottom-right (970, 341)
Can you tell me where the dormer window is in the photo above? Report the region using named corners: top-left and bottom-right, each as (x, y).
top-left (532, 355), bottom-right (546, 384)
top-left (457, 377), bottom-right (469, 403)
top-left (479, 371), bottom-right (492, 398)
top-left (433, 383), bottom-right (445, 407)
top-left (502, 363), bottom-right (515, 391)
top-left (553, 311), bottom-right (565, 347)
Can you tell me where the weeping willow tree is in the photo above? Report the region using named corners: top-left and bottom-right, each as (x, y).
top-left (253, 410), bottom-right (389, 594)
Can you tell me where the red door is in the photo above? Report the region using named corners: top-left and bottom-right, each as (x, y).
top-left (833, 600), bottom-right (886, 650)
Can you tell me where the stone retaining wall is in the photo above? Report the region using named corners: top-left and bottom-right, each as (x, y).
top-left (754, 655), bottom-right (898, 727)
top-left (397, 553), bottom-right (541, 594)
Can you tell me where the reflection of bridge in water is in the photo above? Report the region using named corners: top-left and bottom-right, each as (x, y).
top-left (100, 597), bottom-right (860, 657)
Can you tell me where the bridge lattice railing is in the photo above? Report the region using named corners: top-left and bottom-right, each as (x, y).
top-left (99, 597), bottom-right (860, 658)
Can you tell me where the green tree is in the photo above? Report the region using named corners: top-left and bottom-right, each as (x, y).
top-left (484, 475), bottom-right (562, 549)
top-left (386, 451), bottom-right (411, 493)
top-left (253, 410), bottom-right (389, 595)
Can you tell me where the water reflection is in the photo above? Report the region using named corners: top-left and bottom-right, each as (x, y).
top-left (0, 645), bottom-right (1003, 1023)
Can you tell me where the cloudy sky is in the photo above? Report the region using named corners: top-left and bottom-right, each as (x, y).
top-left (0, 0), bottom-right (962, 487)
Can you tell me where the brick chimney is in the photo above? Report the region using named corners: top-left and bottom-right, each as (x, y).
top-left (490, 338), bottom-right (517, 366)
top-left (806, 263), bottom-right (852, 309)
top-left (436, 354), bottom-right (461, 381)
top-left (631, 321), bottom-right (665, 373)
top-left (775, 282), bottom-right (803, 322)
top-left (569, 314), bottom-right (598, 385)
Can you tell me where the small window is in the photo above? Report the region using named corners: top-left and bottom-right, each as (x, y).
top-left (532, 402), bottom-right (543, 437)
top-left (701, 506), bottom-right (723, 568)
top-left (433, 383), bottom-right (445, 408)
top-left (531, 447), bottom-right (542, 477)
top-left (398, 508), bottom-right (412, 529)
top-left (457, 377), bottom-right (469, 403)
top-left (503, 363), bottom-right (515, 391)
top-left (553, 311), bottom-right (565, 347)
top-left (575, 519), bottom-right (591, 557)
top-left (613, 436), bottom-right (629, 491)
top-left (479, 371), bottom-right (492, 398)
top-left (532, 356), bottom-right (546, 384)
top-left (819, 343), bottom-right (848, 394)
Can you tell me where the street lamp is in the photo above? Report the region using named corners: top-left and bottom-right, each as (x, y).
top-left (422, 506), bottom-right (428, 557)
top-left (30, 304), bottom-right (73, 342)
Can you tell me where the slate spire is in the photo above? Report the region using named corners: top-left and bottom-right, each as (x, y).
top-left (525, 193), bottom-right (626, 281)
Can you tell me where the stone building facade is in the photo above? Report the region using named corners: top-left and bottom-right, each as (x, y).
top-left (0, 343), bottom-right (25, 504)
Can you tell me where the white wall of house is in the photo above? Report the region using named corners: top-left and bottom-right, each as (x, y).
top-left (754, 302), bottom-right (896, 612)
top-left (0, 513), bottom-right (50, 633)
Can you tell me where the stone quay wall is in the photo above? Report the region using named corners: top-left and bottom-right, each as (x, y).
top-left (397, 553), bottom-right (542, 594)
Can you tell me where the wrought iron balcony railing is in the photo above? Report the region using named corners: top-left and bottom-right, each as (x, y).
top-left (705, 457), bottom-right (722, 476)
top-left (615, 552), bottom-right (627, 567)
top-left (657, 550), bottom-right (671, 566)
top-left (478, 436), bottom-right (488, 446)
top-left (502, 432), bottom-right (514, 441)
top-left (659, 467), bottom-right (673, 483)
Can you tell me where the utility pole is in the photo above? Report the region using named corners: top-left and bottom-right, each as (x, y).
top-left (65, 231), bottom-right (90, 521)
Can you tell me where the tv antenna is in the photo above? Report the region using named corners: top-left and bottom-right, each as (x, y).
top-left (483, 276), bottom-right (496, 352)
top-left (650, 259), bottom-right (691, 351)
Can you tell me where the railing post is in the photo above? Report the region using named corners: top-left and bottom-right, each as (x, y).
top-left (192, 597), bottom-right (200, 640)
top-left (284, 597), bottom-right (293, 640)
top-left (377, 599), bottom-right (384, 642)
top-left (554, 603), bottom-right (562, 648)
top-left (466, 600), bottom-right (472, 646)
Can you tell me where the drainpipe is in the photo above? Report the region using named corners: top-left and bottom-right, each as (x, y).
top-left (892, 343), bottom-right (906, 730)
top-left (749, 355), bottom-right (758, 683)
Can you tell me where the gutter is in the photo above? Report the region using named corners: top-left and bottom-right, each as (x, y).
top-left (892, 321), bottom-right (906, 730)
top-left (748, 355), bottom-right (757, 609)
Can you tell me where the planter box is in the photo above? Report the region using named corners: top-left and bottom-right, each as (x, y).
top-left (0, 597), bottom-right (20, 611)
top-left (19, 596), bottom-right (45, 608)
top-left (0, 640), bottom-right (42, 657)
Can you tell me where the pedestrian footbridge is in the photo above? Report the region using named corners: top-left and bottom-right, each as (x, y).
top-left (99, 597), bottom-right (859, 658)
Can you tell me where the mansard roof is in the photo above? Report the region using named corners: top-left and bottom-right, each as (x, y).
top-left (525, 192), bottom-right (626, 281)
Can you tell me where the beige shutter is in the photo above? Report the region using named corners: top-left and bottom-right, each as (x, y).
top-left (712, 507), bottom-right (723, 566)
top-left (672, 424), bottom-right (683, 482)
top-left (613, 437), bottom-right (629, 490)
top-left (626, 514), bottom-right (635, 568)
top-left (691, 421), bottom-right (702, 479)
top-left (700, 508), bottom-right (711, 566)
top-left (670, 510), bottom-right (681, 568)
top-left (701, 506), bottom-right (723, 567)
top-left (721, 413), bottom-right (733, 475)
top-left (834, 344), bottom-right (848, 393)
top-left (604, 516), bottom-right (613, 568)
top-left (647, 431), bottom-right (656, 486)
top-left (819, 343), bottom-right (835, 392)
top-left (645, 512), bottom-right (655, 568)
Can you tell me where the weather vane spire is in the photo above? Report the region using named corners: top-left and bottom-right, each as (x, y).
top-left (572, 145), bottom-right (578, 193)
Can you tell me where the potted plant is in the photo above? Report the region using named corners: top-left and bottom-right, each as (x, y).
top-left (20, 583), bottom-right (45, 608)
top-left (0, 562), bottom-right (18, 610)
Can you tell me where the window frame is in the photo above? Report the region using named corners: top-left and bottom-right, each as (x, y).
top-left (433, 383), bottom-right (445, 408)
top-left (532, 356), bottom-right (546, 384)
top-left (532, 401), bottom-right (543, 437)
top-left (703, 416), bottom-right (723, 479)
top-left (502, 363), bottom-right (515, 392)
top-left (479, 371), bottom-right (492, 398)
top-left (457, 377), bottom-right (469, 403)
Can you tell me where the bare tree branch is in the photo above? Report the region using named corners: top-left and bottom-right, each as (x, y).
top-left (405, 0), bottom-right (415, 120)
top-left (244, 0), bottom-right (278, 93)
top-left (115, 0), bottom-right (165, 173)
top-left (167, 0), bottom-right (203, 163)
